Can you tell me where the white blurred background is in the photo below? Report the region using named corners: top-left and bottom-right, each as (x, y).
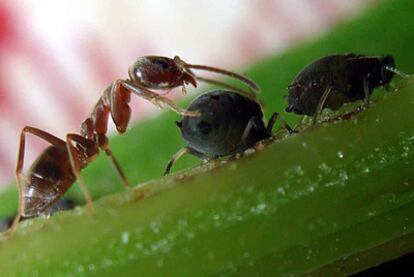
top-left (0, 0), bottom-right (377, 187)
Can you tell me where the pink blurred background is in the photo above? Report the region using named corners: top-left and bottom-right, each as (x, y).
top-left (0, 0), bottom-right (377, 188)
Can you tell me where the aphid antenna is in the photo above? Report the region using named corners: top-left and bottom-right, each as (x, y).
top-left (385, 66), bottom-right (410, 78)
top-left (347, 55), bottom-right (388, 61)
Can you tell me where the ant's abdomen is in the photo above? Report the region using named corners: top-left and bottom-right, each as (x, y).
top-left (23, 146), bottom-right (76, 217)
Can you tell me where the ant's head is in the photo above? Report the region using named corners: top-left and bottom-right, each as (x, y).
top-left (128, 56), bottom-right (197, 90)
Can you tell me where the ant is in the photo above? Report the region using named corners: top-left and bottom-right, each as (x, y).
top-left (164, 89), bottom-right (293, 175)
top-left (285, 54), bottom-right (409, 122)
top-left (3, 55), bottom-right (259, 238)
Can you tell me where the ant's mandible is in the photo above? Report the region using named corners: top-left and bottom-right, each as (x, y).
top-left (3, 55), bottom-right (260, 238)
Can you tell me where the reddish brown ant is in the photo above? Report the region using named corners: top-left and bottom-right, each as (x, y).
top-left (2, 55), bottom-right (260, 238)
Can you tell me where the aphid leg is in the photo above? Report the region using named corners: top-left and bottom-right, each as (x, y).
top-left (103, 147), bottom-right (130, 189)
top-left (66, 134), bottom-right (96, 216)
top-left (3, 127), bottom-right (67, 238)
top-left (295, 116), bottom-right (307, 129)
top-left (114, 79), bottom-right (200, 117)
top-left (163, 147), bottom-right (189, 176)
top-left (291, 116), bottom-right (304, 131)
top-left (266, 112), bottom-right (295, 134)
top-left (363, 79), bottom-right (371, 107)
top-left (314, 86), bottom-right (333, 124)
top-left (240, 117), bottom-right (257, 143)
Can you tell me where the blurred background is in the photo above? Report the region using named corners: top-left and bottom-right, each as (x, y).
top-left (0, 0), bottom-right (378, 188)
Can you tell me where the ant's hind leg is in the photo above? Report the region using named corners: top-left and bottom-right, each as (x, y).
top-left (314, 86), bottom-right (333, 124)
top-left (164, 147), bottom-right (190, 176)
top-left (66, 134), bottom-right (96, 216)
top-left (3, 126), bottom-right (67, 238)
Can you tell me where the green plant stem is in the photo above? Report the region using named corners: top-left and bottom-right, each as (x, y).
top-left (1, 0), bottom-right (414, 275)
top-left (0, 76), bottom-right (413, 275)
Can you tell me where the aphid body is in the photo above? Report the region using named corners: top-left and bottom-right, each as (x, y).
top-left (286, 54), bottom-right (395, 116)
top-left (164, 90), bottom-right (292, 175)
top-left (180, 90), bottom-right (268, 158)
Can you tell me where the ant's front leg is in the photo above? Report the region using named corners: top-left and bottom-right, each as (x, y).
top-left (111, 79), bottom-right (199, 117)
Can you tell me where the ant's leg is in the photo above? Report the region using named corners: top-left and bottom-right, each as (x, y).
top-left (88, 90), bottom-right (130, 189)
top-left (314, 86), bottom-right (332, 124)
top-left (103, 147), bottom-right (130, 189)
top-left (66, 134), bottom-right (96, 216)
top-left (3, 126), bottom-right (67, 238)
top-left (363, 79), bottom-right (371, 107)
top-left (266, 112), bottom-right (295, 134)
top-left (112, 79), bottom-right (200, 117)
top-left (163, 147), bottom-right (189, 176)
top-left (107, 83), bottom-right (131, 134)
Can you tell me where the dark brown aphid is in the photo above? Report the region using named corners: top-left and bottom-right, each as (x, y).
top-left (285, 54), bottom-right (406, 121)
top-left (164, 90), bottom-right (293, 175)
top-left (4, 56), bottom-right (259, 237)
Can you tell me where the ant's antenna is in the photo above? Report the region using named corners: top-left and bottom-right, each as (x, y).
top-left (174, 56), bottom-right (260, 93)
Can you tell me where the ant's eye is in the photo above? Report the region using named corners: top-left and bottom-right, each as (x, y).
top-left (197, 121), bottom-right (212, 135)
top-left (154, 59), bottom-right (170, 70)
